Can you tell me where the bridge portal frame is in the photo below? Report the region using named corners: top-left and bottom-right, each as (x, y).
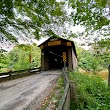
top-left (38, 37), bottom-right (77, 71)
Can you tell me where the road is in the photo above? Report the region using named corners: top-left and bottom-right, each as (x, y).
top-left (0, 70), bottom-right (61, 110)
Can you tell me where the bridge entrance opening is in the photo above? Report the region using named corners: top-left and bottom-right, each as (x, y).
top-left (46, 46), bottom-right (68, 69)
top-left (38, 37), bottom-right (77, 71)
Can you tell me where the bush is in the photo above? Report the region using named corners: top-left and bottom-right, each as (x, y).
top-left (69, 71), bottom-right (110, 110)
top-left (0, 44), bottom-right (41, 72)
top-left (78, 51), bottom-right (102, 73)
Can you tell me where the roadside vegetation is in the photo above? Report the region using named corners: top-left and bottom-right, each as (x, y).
top-left (69, 71), bottom-right (110, 110)
top-left (0, 44), bottom-right (41, 73)
top-left (76, 44), bottom-right (110, 74)
top-left (69, 42), bottom-right (110, 110)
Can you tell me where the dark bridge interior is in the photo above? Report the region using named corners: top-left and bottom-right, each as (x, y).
top-left (45, 45), bottom-right (68, 69)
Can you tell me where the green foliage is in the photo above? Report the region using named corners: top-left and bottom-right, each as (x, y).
top-left (0, 53), bottom-right (9, 71)
top-left (7, 50), bottom-right (30, 70)
top-left (0, 0), bottom-right (110, 42)
top-left (0, 0), bottom-right (66, 42)
top-left (76, 39), bottom-right (110, 72)
top-left (0, 0), bottom-right (14, 18)
top-left (69, 71), bottom-right (110, 110)
top-left (0, 53), bottom-right (7, 64)
top-left (0, 44), bottom-right (41, 72)
top-left (76, 47), bottom-right (102, 73)
top-left (97, 38), bottom-right (110, 50)
top-left (69, 0), bottom-right (109, 29)
top-left (93, 38), bottom-right (110, 68)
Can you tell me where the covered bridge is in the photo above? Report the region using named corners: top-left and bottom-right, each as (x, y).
top-left (38, 37), bottom-right (77, 71)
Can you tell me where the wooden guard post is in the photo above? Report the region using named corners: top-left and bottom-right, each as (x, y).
top-left (70, 80), bottom-right (77, 107)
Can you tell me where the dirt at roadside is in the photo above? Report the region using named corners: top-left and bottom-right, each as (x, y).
top-left (39, 78), bottom-right (64, 110)
top-left (79, 68), bottom-right (108, 80)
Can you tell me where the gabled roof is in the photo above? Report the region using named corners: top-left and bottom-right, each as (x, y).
top-left (38, 36), bottom-right (73, 47)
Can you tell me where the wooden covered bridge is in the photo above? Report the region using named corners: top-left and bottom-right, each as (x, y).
top-left (38, 37), bottom-right (77, 71)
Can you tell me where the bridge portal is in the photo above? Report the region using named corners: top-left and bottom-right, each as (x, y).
top-left (38, 37), bottom-right (77, 71)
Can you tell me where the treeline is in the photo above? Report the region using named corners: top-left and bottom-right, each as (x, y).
top-left (0, 44), bottom-right (41, 73)
top-left (76, 45), bottom-right (110, 73)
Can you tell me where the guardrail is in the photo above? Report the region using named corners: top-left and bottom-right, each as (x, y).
top-left (57, 68), bottom-right (77, 110)
top-left (0, 67), bottom-right (41, 81)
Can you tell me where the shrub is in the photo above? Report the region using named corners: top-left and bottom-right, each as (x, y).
top-left (69, 71), bottom-right (110, 110)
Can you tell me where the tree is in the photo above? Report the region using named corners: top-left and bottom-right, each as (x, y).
top-left (0, 0), bottom-right (110, 43)
top-left (97, 38), bottom-right (110, 50)
top-left (8, 44), bottom-right (41, 70)
top-left (0, 0), bottom-right (66, 42)
top-left (69, 0), bottom-right (110, 29)
top-left (76, 46), bottom-right (102, 73)
top-left (92, 38), bottom-right (110, 68)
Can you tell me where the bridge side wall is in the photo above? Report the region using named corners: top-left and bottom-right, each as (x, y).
top-left (41, 50), bottom-right (44, 70)
top-left (41, 49), bottom-right (49, 70)
top-left (72, 48), bottom-right (78, 70)
top-left (67, 47), bottom-right (77, 71)
top-left (67, 47), bottom-right (73, 71)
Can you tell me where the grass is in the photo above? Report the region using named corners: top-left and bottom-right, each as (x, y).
top-left (69, 71), bottom-right (110, 110)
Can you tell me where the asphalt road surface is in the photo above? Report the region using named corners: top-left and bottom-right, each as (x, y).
top-left (0, 70), bottom-right (61, 110)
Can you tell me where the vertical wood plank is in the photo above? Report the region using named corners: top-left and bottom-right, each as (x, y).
top-left (41, 49), bottom-right (44, 70)
top-left (69, 80), bottom-right (77, 107)
top-left (67, 47), bottom-right (72, 71)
